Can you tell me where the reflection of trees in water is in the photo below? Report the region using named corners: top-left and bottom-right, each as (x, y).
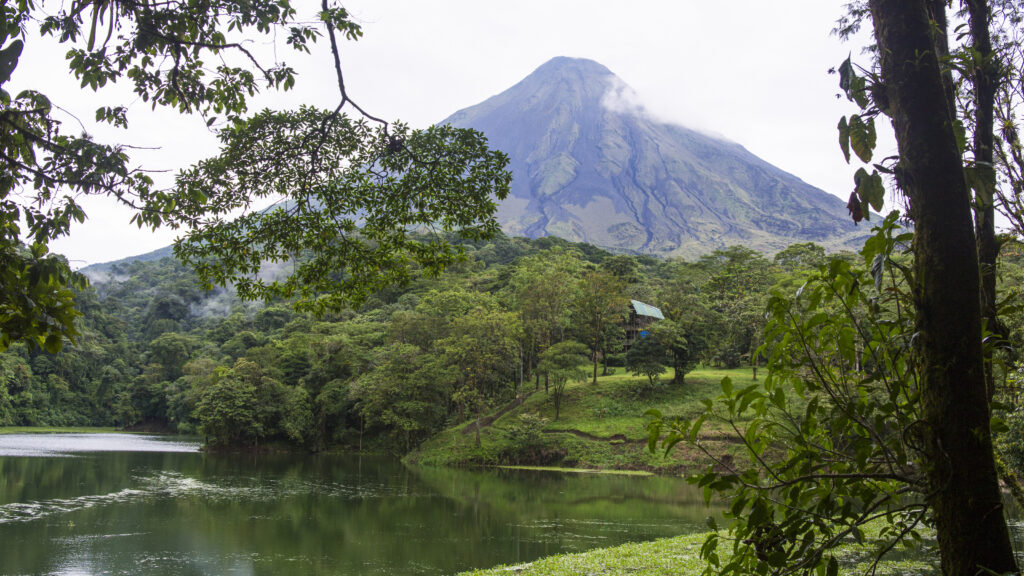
top-left (410, 464), bottom-right (721, 528)
top-left (0, 451), bottom-right (717, 575)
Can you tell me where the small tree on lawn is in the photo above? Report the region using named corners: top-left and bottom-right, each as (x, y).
top-left (651, 318), bottom-right (707, 385)
top-left (537, 341), bottom-right (589, 420)
top-left (626, 335), bottom-right (668, 391)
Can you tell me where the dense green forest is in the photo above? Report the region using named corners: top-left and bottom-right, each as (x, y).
top-left (0, 234), bottom-right (837, 450)
top-left (5, 232), bottom-right (1024, 468)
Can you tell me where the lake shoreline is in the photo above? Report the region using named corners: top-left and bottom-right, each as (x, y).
top-left (0, 426), bottom-right (131, 435)
top-left (0, 434), bottom-right (713, 575)
top-left (0, 426), bottom-right (701, 477)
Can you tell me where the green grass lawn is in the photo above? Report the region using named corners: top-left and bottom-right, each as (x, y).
top-left (455, 530), bottom-right (937, 576)
top-left (493, 465), bottom-right (654, 476)
top-left (458, 532), bottom-right (709, 576)
top-left (408, 365), bottom-right (760, 472)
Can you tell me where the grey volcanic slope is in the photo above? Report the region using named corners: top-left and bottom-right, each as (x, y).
top-left (443, 57), bottom-right (866, 257)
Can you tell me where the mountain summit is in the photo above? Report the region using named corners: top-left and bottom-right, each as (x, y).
top-left (443, 57), bottom-right (864, 256)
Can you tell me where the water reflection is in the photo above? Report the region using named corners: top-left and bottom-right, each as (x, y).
top-left (0, 434), bottom-right (719, 575)
top-left (0, 433), bottom-right (200, 457)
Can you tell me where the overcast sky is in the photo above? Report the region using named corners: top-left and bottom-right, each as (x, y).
top-left (23, 1), bottom-right (890, 267)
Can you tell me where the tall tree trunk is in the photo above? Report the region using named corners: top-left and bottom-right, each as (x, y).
top-left (592, 347), bottom-right (599, 384)
top-left (926, 0), bottom-right (957, 114)
top-left (869, 1), bottom-right (1018, 574)
top-left (517, 348), bottom-right (523, 398)
top-left (968, 0), bottom-right (1001, 400)
top-left (672, 356), bottom-right (685, 385)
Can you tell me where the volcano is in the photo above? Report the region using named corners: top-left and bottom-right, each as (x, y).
top-left (443, 57), bottom-right (864, 256)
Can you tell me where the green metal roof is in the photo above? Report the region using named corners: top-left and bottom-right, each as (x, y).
top-left (630, 300), bottom-right (664, 320)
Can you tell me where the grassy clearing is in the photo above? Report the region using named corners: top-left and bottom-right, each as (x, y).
top-left (494, 465), bottom-right (654, 476)
top-left (458, 532), bottom-right (708, 576)
top-left (0, 426), bottom-right (126, 435)
top-left (407, 366), bottom-right (759, 473)
top-left (457, 530), bottom-right (938, 576)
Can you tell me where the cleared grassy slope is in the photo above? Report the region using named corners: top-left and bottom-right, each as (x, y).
top-left (407, 366), bottom-right (757, 473)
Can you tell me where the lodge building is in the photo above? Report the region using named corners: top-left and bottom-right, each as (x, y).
top-left (624, 299), bottom-right (664, 349)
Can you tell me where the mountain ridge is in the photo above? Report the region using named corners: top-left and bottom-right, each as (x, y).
top-left (443, 56), bottom-right (866, 257)
top-left (83, 56), bottom-right (865, 274)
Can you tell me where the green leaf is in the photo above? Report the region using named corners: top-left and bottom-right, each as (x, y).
top-left (0, 39), bottom-right (23, 86)
top-left (867, 170), bottom-right (885, 211)
top-left (838, 327), bottom-right (855, 364)
top-left (838, 117), bottom-right (851, 163)
top-left (953, 119), bottom-right (967, 154)
top-left (851, 76), bottom-right (870, 109)
top-left (848, 115), bottom-right (876, 163)
top-left (647, 419), bottom-right (661, 453)
top-left (855, 168), bottom-right (885, 216)
top-left (838, 55), bottom-right (854, 96)
top-left (688, 413), bottom-right (707, 442)
top-left (805, 311), bottom-right (829, 331)
top-left (991, 416), bottom-right (1009, 435)
top-left (870, 252), bottom-right (886, 290)
top-left (644, 408), bottom-right (662, 419)
top-left (44, 333), bottom-right (62, 354)
top-left (964, 165), bottom-right (994, 202)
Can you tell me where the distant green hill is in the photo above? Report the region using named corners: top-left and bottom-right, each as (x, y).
top-left (81, 245), bottom-right (175, 282)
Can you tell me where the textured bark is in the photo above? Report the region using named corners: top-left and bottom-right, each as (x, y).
top-left (672, 356), bottom-right (686, 385)
top-left (968, 0), bottom-right (1001, 399)
top-left (868, 1), bottom-right (1018, 574)
top-left (926, 0), bottom-right (957, 115)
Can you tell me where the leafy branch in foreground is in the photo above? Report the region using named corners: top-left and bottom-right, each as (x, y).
top-left (0, 0), bottom-right (512, 350)
top-left (647, 214), bottom-right (930, 575)
top-left (165, 110), bottom-right (510, 315)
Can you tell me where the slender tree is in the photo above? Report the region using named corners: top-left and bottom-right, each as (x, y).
top-left (867, 1), bottom-right (1016, 572)
top-left (574, 269), bottom-right (628, 383)
top-left (536, 341), bottom-right (588, 420)
top-left (510, 250), bottom-right (582, 389)
top-left (647, 3), bottom-right (1021, 574)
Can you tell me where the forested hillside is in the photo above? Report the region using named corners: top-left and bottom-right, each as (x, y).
top-left (6, 234), bottom-right (1024, 459)
top-left (0, 235), bottom-right (820, 449)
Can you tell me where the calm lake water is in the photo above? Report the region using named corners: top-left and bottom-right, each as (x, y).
top-left (0, 434), bottom-right (717, 575)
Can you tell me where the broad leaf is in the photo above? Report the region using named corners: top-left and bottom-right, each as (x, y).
top-left (0, 39), bottom-right (22, 86)
top-left (838, 116), bottom-right (851, 163)
top-left (849, 115), bottom-right (876, 163)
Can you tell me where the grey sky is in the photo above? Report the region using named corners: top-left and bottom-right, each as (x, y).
top-left (30, 1), bottom-right (887, 266)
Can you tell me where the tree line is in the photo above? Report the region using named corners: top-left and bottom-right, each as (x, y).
top-left (0, 234), bottom-right (851, 452)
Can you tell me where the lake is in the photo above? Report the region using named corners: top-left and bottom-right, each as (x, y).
top-left (0, 434), bottom-right (717, 575)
